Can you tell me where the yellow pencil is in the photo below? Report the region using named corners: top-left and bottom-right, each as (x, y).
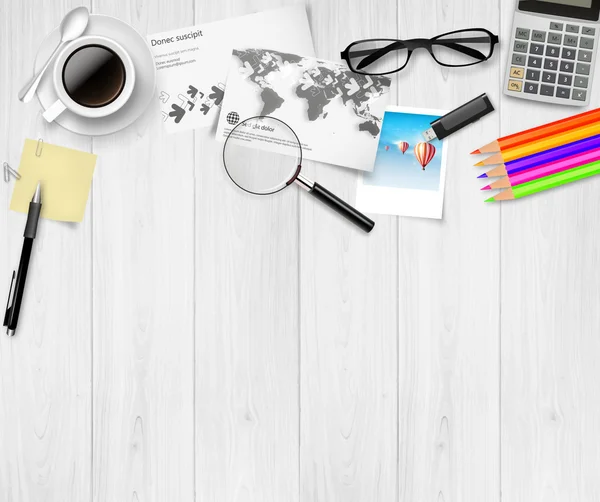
top-left (474, 121), bottom-right (600, 166)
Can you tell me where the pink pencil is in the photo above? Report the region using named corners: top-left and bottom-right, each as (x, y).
top-left (481, 147), bottom-right (600, 190)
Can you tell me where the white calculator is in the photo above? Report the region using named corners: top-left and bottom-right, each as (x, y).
top-left (505, 0), bottom-right (600, 106)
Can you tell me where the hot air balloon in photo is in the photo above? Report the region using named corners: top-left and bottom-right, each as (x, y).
top-left (385, 145), bottom-right (390, 151)
top-left (414, 142), bottom-right (436, 170)
top-left (397, 141), bottom-right (409, 154)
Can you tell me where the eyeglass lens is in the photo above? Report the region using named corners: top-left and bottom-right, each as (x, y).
top-left (431, 30), bottom-right (492, 66)
top-left (348, 39), bottom-right (408, 74)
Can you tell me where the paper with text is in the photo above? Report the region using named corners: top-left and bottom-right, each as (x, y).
top-left (148, 5), bottom-right (315, 132)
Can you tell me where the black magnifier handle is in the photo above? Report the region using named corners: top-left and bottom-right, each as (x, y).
top-left (295, 174), bottom-right (374, 233)
top-left (311, 183), bottom-right (374, 232)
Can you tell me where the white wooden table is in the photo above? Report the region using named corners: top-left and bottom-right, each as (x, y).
top-left (1, 0), bottom-right (599, 500)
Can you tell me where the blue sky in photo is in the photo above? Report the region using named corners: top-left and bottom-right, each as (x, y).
top-left (363, 110), bottom-right (444, 191)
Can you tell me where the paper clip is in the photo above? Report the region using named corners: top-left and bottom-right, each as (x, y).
top-left (3, 162), bottom-right (21, 183)
top-left (35, 138), bottom-right (43, 157)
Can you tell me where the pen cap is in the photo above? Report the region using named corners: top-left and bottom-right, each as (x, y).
top-left (24, 201), bottom-right (41, 239)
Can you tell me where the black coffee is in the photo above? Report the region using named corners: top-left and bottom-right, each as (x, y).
top-left (62, 44), bottom-right (126, 108)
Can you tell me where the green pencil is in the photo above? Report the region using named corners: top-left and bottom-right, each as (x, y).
top-left (485, 159), bottom-right (600, 201)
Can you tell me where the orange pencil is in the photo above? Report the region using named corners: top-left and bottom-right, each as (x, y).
top-left (474, 121), bottom-right (600, 166)
top-left (472, 107), bottom-right (600, 154)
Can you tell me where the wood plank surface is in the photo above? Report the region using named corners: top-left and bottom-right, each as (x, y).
top-left (0, 1), bottom-right (92, 501)
top-left (396, 2), bottom-right (501, 501)
top-left (499, 2), bottom-right (600, 501)
top-left (2, 0), bottom-right (600, 500)
top-left (90, 2), bottom-right (195, 501)
top-left (298, 1), bottom-right (398, 501)
top-left (193, 2), bottom-right (300, 501)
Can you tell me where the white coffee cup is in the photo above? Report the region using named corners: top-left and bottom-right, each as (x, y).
top-left (43, 35), bottom-right (136, 122)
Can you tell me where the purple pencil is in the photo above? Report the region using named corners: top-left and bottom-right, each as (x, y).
top-left (478, 134), bottom-right (600, 178)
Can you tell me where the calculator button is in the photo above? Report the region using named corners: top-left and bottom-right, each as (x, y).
top-left (515, 28), bottom-right (530, 40)
top-left (564, 35), bottom-right (578, 47)
top-left (548, 33), bottom-right (562, 44)
top-left (528, 56), bottom-right (542, 68)
top-left (580, 37), bottom-right (594, 49)
top-left (560, 61), bottom-right (574, 72)
top-left (512, 54), bottom-right (526, 65)
top-left (510, 66), bottom-right (525, 78)
top-left (508, 80), bottom-right (523, 92)
top-left (556, 87), bottom-right (570, 99)
top-left (542, 71), bottom-right (556, 83)
top-left (566, 24), bottom-right (580, 34)
top-left (578, 50), bottom-right (593, 62)
top-left (524, 82), bottom-right (539, 94)
top-left (573, 89), bottom-right (587, 101)
top-left (582, 27), bottom-right (596, 36)
top-left (546, 45), bottom-right (560, 57)
top-left (543, 58), bottom-right (558, 70)
top-left (562, 47), bottom-right (576, 60)
top-left (542, 71), bottom-right (557, 83)
top-left (526, 69), bottom-right (541, 81)
top-left (532, 30), bottom-right (546, 42)
top-left (514, 41), bottom-right (528, 52)
top-left (574, 75), bottom-right (589, 88)
top-left (550, 22), bottom-right (563, 31)
top-left (576, 62), bottom-right (591, 75)
top-left (558, 74), bottom-right (572, 85)
top-left (540, 84), bottom-right (555, 96)
top-left (530, 43), bottom-right (544, 55)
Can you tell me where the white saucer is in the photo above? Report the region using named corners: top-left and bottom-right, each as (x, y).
top-left (34, 15), bottom-right (156, 136)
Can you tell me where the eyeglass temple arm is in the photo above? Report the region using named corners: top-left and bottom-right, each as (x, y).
top-left (350, 36), bottom-right (491, 70)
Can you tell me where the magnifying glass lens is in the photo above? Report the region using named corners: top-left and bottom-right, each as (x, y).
top-left (223, 116), bottom-right (302, 195)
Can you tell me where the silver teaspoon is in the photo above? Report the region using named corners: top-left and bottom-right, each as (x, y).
top-left (18, 6), bottom-right (90, 103)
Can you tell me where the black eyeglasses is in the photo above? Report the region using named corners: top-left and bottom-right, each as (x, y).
top-left (341, 29), bottom-right (499, 75)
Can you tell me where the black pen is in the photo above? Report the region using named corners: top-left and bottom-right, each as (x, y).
top-left (3, 182), bottom-right (42, 336)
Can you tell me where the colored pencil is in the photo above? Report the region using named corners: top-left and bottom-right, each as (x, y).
top-left (472, 107), bottom-right (600, 154)
top-left (474, 121), bottom-right (600, 166)
top-left (481, 147), bottom-right (600, 190)
top-left (477, 134), bottom-right (600, 178)
top-left (485, 160), bottom-right (600, 201)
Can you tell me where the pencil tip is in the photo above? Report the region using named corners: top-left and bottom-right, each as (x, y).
top-left (474, 161), bottom-right (484, 167)
top-left (471, 148), bottom-right (481, 155)
top-left (477, 172), bottom-right (488, 179)
top-left (481, 185), bottom-right (491, 191)
top-left (484, 196), bottom-right (495, 202)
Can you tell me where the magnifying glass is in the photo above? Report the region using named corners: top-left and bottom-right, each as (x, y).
top-left (222, 116), bottom-right (375, 233)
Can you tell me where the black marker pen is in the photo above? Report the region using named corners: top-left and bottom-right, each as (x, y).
top-left (422, 93), bottom-right (495, 142)
top-left (3, 183), bottom-right (42, 336)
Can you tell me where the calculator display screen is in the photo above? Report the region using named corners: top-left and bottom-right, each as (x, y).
top-left (520, 0), bottom-right (600, 20)
top-left (540, 0), bottom-right (592, 7)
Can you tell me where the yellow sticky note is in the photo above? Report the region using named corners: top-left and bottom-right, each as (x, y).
top-left (10, 139), bottom-right (97, 223)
